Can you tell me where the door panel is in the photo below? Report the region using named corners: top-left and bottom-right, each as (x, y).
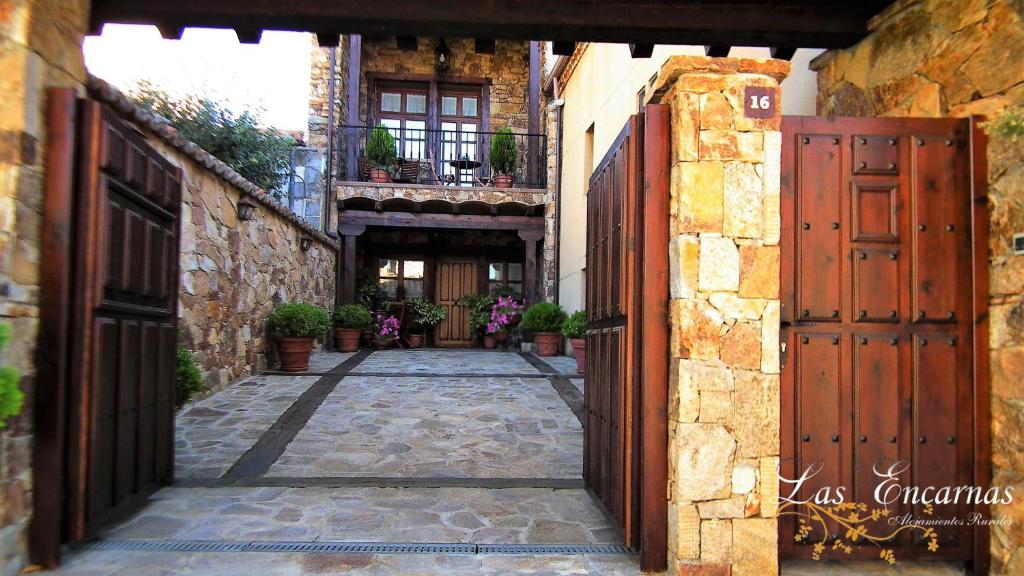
top-left (435, 261), bottom-right (475, 346)
top-left (781, 117), bottom-right (979, 563)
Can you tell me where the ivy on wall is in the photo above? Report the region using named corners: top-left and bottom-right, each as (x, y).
top-left (0, 324), bottom-right (23, 429)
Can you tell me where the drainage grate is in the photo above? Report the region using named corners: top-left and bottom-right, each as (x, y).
top-left (478, 544), bottom-right (633, 555)
top-left (74, 540), bottom-right (632, 556)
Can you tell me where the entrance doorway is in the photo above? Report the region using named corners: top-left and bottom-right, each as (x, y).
top-left (779, 116), bottom-right (989, 565)
top-left (435, 260), bottom-right (476, 346)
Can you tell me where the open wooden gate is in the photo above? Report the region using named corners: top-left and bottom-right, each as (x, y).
top-left (780, 116), bottom-right (989, 569)
top-left (34, 90), bottom-right (181, 566)
top-left (584, 106), bottom-right (670, 571)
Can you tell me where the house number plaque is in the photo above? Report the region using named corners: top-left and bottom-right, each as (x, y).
top-left (744, 86), bottom-right (776, 118)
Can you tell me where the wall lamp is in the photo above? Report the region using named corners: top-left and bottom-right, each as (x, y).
top-left (237, 198), bottom-right (257, 221)
top-left (300, 236), bottom-right (314, 252)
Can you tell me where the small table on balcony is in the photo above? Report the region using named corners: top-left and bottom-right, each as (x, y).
top-left (446, 159), bottom-right (482, 186)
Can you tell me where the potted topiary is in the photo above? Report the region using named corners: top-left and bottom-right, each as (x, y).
top-left (522, 302), bottom-right (567, 357)
top-left (268, 303), bottom-right (332, 372)
top-left (367, 124), bottom-right (397, 183)
top-left (488, 127), bottom-right (517, 188)
top-left (562, 310), bottom-right (586, 374)
top-left (409, 297), bottom-right (446, 348)
top-left (333, 304), bottom-right (372, 352)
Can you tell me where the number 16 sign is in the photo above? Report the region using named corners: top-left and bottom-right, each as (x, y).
top-left (744, 86), bottom-right (776, 118)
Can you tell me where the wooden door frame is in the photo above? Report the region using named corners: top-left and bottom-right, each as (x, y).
top-left (778, 116), bottom-right (991, 573)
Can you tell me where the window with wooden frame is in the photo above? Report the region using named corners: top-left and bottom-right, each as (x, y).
top-left (439, 85), bottom-right (482, 185)
top-left (378, 258), bottom-right (425, 299)
top-left (375, 84), bottom-right (429, 160)
top-left (487, 261), bottom-right (523, 297)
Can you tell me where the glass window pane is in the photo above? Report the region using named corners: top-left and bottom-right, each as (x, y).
top-left (381, 93), bottom-right (401, 112)
top-left (379, 278), bottom-right (398, 297)
top-left (442, 96), bottom-right (457, 116)
top-left (404, 279), bottom-right (424, 299)
top-left (379, 258), bottom-right (399, 278)
top-left (462, 97), bottom-right (478, 117)
top-left (508, 263), bottom-right (523, 281)
top-left (488, 263), bottom-right (503, 282)
top-left (406, 94), bottom-right (426, 114)
top-left (404, 260), bottom-right (424, 279)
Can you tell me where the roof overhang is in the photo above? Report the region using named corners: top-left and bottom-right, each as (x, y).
top-left (337, 196), bottom-right (545, 233)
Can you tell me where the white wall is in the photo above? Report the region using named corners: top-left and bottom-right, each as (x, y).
top-left (556, 45), bottom-right (823, 313)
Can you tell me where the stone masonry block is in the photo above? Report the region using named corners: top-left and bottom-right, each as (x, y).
top-left (673, 423), bottom-right (736, 501)
top-left (672, 162), bottom-right (724, 235)
top-left (723, 162), bottom-right (763, 238)
top-left (699, 237), bottom-right (739, 292)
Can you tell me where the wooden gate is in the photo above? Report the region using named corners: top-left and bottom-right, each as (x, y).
top-left (780, 117), bottom-right (989, 568)
top-left (584, 106), bottom-right (670, 571)
top-left (34, 91), bottom-right (181, 565)
top-left (435, 260), bottom-right (476, 346)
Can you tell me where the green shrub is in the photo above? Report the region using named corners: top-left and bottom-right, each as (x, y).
top-left (458, 293), bottom-right (496, 336)
top-left (0, 324), bottom-right (23, 429)
top-left (410, 297), bottom-right (447, 330)
top-left (522, 302), bottom-right (567, 333)
top-left (175, 347), bottom-right (204, 409)
top-left (367, 124), bottom-right (397, 168)
top-left (983, 107), bottom-right (1024, 142)
top-left (561, 310), bottom-right (587, 339)
top-left (267, 303), bottom-right (331, 338)
top-left (333, 304), bottom-right (372, 329)
top-left (488, 127), bottom-right (517, 175)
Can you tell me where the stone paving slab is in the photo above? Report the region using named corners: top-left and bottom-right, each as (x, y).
top-left (350, 349), bottom-right (541, 375)
top-left (175, 374), bottom-right (323, 479)
top-left (267, 376), bottom-right (582, 479)
top-left (570, 378), bottom-right (584, 394)
top-left (48, 550), bottom-right (644, 575)
top-left (98, 486), bottom-right (619, 544)
top-left (542, 355), bottom-right (581, 376)
top-left (307, 351), bottom-right (356, 372)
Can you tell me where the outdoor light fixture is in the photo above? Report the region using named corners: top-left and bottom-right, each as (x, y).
top-left (237, 198), bottom-right (257, 221)
top-left (435, 38), bottom-right (451, 75)
top-left (300, 236), bottom-right (314, 252)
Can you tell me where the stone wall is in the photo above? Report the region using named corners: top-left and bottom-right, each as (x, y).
top-left (0, 1), bottom-right (90, 573)
top-left (308, 35), bottom-right (347, 150)
top-left (811, 1), bottom-right (1024, 573)
top-left (647, 55), bottom-right (790, 575)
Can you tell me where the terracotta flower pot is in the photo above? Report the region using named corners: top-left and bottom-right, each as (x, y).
top-left (483, 334), bottom-right (497, 349)
top-left (493, 173), bottom-right (513, 188)
top-left (407, 333), bottom-right (424, 348)
top-left (360, 329), bottom-right (373, 345)
top-left (494, 331), bottom-right (509, 343)
top-left (508, 314), bottom-right (522, 327)
top-left (533, 332), bottom-right (560, 357)
top-left (370, 168), bottom-right (392, 183)
top-left (277, 337), bottom-right (315, 372)
top-left (372, 337), bottom-right (395, 350)
top-left (570, 338), bottom-right (586, 375)
top-left (334, 327), bottom-right (362, 353)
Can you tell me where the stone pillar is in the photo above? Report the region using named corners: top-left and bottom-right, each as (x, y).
top-left (646, 56), bottom-right (790, 576)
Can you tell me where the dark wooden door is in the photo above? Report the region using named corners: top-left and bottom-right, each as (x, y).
top-left (584, 106), bottom-right (670, 572)
top-left (435, 260), bottom-right (476, 346)
top-left (780, 117), bottom-right (988, 566)
top-left (46, 98), bottom-right (182, 545)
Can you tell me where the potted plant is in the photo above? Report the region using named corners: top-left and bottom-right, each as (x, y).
top-left (367, 124), bottom-right (397, 183)
top-left (372, 312), bottom-right (400, 349)
top-left (357, 277), bottom-right (386, 344)
top-left (487, 295), bottom-right (522, 344)
top-left (333, 304), bottom-right (371, 352)
top-left (409, 297), bottom-right (446, 348)
top-left (488, 127), bottom-right (517, 188)
top-left (562, 310), bottom-right (586, 374)
top-left (522, 302), bottom-right (567, 357)
top-left (458, 294), bottom-right (496, 347)
top-left (268, 303), bottom-right (332, 372)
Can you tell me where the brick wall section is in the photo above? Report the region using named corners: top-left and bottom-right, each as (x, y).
top-left (647, 55), bottom-right (790, 575)
top-left (0, 1), bottom-right (90, 573)
top-left (811, 1), bottom-right (1024, 572)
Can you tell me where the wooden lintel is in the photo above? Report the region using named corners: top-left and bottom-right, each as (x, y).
top-left (396, 36), bottom-right (418, 51)
top-left (234, 29), bottom-right (261, 44)
top-left (704, 45), bottom-right (731, 57)
top-left (474, 38), bottom-right (496, 54)
top-left (770, 46), bottom-right (798, 60)
top-left (629, 43), bottom-right (654, 58)
top-left (316, 32), bottom-right (341, 47)
top-left (338, 210), bottom-right (544, 231)
top-left (552, 41), bottom-right (576, 56)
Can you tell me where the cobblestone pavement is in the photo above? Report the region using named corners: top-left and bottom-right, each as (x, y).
top-left (268, 375), bottom-right (582, 478)
top-left (542, 355), bottom-right (580, 376)
top-left (99, 486), bottom-right (618, 544)
top-left (351, 349), bottom-right (542, 375)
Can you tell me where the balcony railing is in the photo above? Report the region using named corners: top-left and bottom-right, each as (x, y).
top-left (335, 124), bottom-right (547, 189)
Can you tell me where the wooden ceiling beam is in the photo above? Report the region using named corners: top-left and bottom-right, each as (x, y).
top-left (315, 32), bottom-right (341, 48)
top-left (770, 46), bottom-right (798, 60)
top-left (155, 23), bottom-right (186, 40)
top-left (234, 29), bottom-right (262, 44)
top-left (552, 41), bottom-right (576, 56)
top-left (474, 38), bottom-right (496, 54)
top-left (629, 44), bottom-right (654, 58)
top-left (395, 36), bottom-right (418, 51)
top-left (91, 0), bottom-right (890, 49)
top-left (704, 45), bottom-right (731, 57)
